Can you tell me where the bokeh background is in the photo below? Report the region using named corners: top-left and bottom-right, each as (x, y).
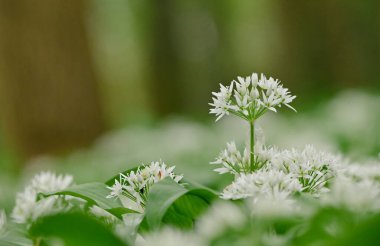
top-left (0, 0), bottom-right (379, 210)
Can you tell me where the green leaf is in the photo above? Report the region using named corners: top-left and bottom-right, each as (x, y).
top-left (144, 178), bottom-right (218, 230)
top-left (41, 182), bottom-right (138, 218)
top-left (30, 212), bottom-right (127, 246)
top-left (105, 167), bottom-right (139, 186)
top-left (106, 207), bottom-right (138, 218)
top-left (331, 213), bottom-right (380, 246)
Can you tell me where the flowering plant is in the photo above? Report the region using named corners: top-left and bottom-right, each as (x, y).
top-left (1, 72), bottom-right (380, 246)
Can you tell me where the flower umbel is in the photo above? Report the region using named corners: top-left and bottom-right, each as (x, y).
top-left (210, 72), bottom-right (296, 172)
top-left (209, 72), bottom-right (296, 122)
top-left (107, 161), bottom-right (183, 211)
top-left (11, 172), bottom-right (74, 225)
top-left (210, 142), bottom-right (250, 175)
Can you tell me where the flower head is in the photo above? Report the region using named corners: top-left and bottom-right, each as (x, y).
top-left (11, 172), bottom-right (73, 224)
top-left (210, 142), bottom-right (250, 175)
top-left (107, 161), bottom-right (183, 211)
top-left (196, 201), bottom-right (246, 240)
top-left (137, 227), bottom-right (203, 246)
top-left (322, 176), bottom-right (380, 212)
top-left (221, 169), bottom-right (302, 200)
top-left (270, 145), bottom-right (340, 195)
top-left (209, 73), bottom-right (296, 121)
top-left (0, 210), bottom-right (6, 235)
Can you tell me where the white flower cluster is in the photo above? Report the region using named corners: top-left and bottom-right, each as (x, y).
top-left (196, 201), bottom-right (246, 240)
top-left (343, 162), bottom-right (380, 181)
top-left (320, 161), bottom-right (380, 213)
top-left (107, 161), bottom-right (183, 212)
top-left (209, 72), bottom-right (296, 121)
top-left (0, 210), bottom-right (6, 235)
top-left (269, 145), bottom-right (340, 194)
top-left (222, 169), bottom-right (302, 200)
top-left (11, 172), bottom-right (73, 224)
top-left (218, 144), bottom-right (339, 199)
top-left (137, 227), bottom-right (202, 246)
top-left (210, 142), bottom-right (250, 175)
top-left (322, 176), bottom-right (380, 213)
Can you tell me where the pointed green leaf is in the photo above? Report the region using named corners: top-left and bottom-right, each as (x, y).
top-left (40, 182), bottom-right (138, 218)
top-left (30, 212), bottom-right (127, 246)
top-left (144, 178), bottom-right (218, 230)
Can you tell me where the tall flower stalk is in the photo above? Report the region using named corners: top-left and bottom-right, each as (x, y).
top-left (210, 72), bottom-right (296, 172)
top-left (250, 120), bottom-right (255, 171)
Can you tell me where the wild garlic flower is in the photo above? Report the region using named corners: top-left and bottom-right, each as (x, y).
top-left (12, 172), bottom-right (73, 224)
top-left (107, 161), bottom-right (183, 211)
top-left (196, 201), bottom-right (246, 240)
top-left (89, 205), bottom-right (118, 225)
top-left (343, 162), bottom-right (380, 182)
top-left (137, 227), bottom-right (203, 246)
top-left (0, 210), bottom-right (6, 235)
top-left (248, 189), bottom-right (300, 218)
top-left (209, 72), bottom-right (296, 121)
top-left (210, 142), bottom-right (250, 175)
top-left (270, 145), bottom-right (340, 195)
top-left (29, 172), bottom-right (73, 194)
top-left (115, 214), bottom-right (144, 243)
top-left (221, 169), bottom-right (302, 200)
top-left (322, 176), bottom-right (380, 213)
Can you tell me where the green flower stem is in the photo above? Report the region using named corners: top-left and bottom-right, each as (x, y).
top-left (250, 120), bottom-right (255, 171)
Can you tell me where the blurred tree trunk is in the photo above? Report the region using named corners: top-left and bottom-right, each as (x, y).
top-left (277, 1), bottom-right (380, 92)
top-left (147, 0), bottom-right (183, 116)
top-left (0, 0), bottom-right (104, 158)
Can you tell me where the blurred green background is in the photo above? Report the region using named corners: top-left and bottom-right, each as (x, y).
top-left (0, 0), bottom-right (379, 211)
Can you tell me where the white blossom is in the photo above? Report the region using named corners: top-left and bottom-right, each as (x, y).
top-left (221, 169), bottom-right (302, 200)
top-left (210, 142), bottom-right (250, 175)
top-left (269, 145), bottom-right (340, 195)
top-left (107, 161), bottom-right (183, 211)
top-left (11, 172), bottom-right (73, 224)
top-left (114, 213), bottom-right (144, 243)
top-left (343, 162), bottom-right (380, 182)
top-left (30, 172), bottom-right (73, 193)
top-left (137, 227), bottom-right (203, 246)
top-left (248, 190), bottom-right (300, 218)
top-left (0, 210), bottom-right (6, 235)
top-left (322, 176), bottom-right (380, 213)
top-left (196, 201), bottom-right (246, 240)
top-left (89, 205), bottom-right (118, 225)
top-left (209, 72), bottom-right (296, 121)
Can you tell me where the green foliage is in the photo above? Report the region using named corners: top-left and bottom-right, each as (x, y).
top-left (40, 182), bottom-right (138, 218)
top-left (143, 178), bottom-right (218, 231)
top-left (29, 212), bottom-right (127, 246)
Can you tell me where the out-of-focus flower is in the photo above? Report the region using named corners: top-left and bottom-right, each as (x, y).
top-left (221, 169), bottom-right (302, 200)
top-left (209, 72), bottom-right (296, 122)
top-left (89, 205), bottom-right (118, 225)
top-left (344, 162), bottom-right (380, 182)
top-left (107, 161), bottom-right (183, 212)
top-left (137, 227), bottom-right (203, 246)
top-left (0, 210), bottom-right (6, 235)
top-left (11, 172), bottom-right (73, 225)
top-left (322, 176), bottom-right (380, 212)
top-left (30, 172), bottom-right (73, 193)
top-left (196, 201), bottom-right (246, 240)
top-left (115, 213), bottom-right (144, 243)
top-left (248, 190), bottom-right (300, 218)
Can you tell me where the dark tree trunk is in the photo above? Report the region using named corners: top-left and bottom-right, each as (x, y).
top-left (0, 0), bottom-right (104, 158)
